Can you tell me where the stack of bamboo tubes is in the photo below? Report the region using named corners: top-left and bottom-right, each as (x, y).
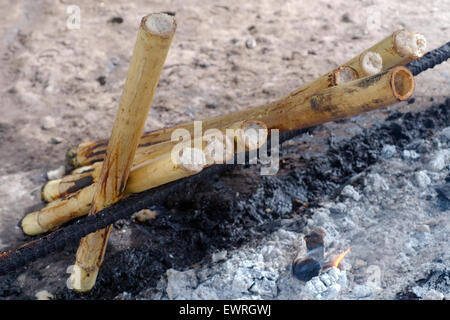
top-left (21, 14), bottom-right (425, 292)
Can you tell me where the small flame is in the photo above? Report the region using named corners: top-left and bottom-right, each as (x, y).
top-left (331, 247), bottom-right (351, 268)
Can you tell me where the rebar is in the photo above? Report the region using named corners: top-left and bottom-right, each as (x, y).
top-left (405, 42), bottom-right (450, 76)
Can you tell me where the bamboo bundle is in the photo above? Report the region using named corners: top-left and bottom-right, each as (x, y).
top-left (41, 120), bottom-right (268, 202)
top-left (67, 29), bottom-right (426, 168)
top-left (39, 30), bottom-right (426, 203)
top-left (23, 120), bottom-right (268, 235)
top-left (23, 66), bottom-right (414, 236)
top-left (68, 13), bottom-right (177, 292)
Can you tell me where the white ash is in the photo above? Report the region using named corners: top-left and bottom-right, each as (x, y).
top-left (166, 269), bottom-right (198, 300)
top-left (340, 185), bottom-right (361, 201)
top-left (302, 267), bottom-right (347, 300)
top-left (415, 171), bottom-right (431, 188)
top-left (159, 229), bottom-right (304, 300)
top-left (381, 144), bottom-right (396, 160)
top-left (150, 124), bottom-right (450, 300)
top-left (402, 149), bottom-right (420, 160)
top-left (211, 250), bottom-right (228, 263)
top-left (440, 127), bottom-right (450, 142)
top-left (427, 149), bottom-right (450, 171)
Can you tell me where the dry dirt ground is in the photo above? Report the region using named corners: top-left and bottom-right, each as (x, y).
top-left (0, 0), bottom-right (448, 299)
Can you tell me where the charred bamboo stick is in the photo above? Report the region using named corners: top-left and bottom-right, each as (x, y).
top-left (41, 163), bottom-right (101, 202)
top-left (23, 67), bottom-right (414, 236)
top-left (68, 13), bottom-right (177, 292)
top-left (67, 30), bottom-right (426, 167)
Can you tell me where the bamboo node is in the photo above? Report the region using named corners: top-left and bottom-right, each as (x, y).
top-left (176, 147), bottom-right (207, 173)
top-left (360, 51), bottom-right (383, 76)
top-left (203, 133), bottom-right (234, 165)
top-left (333, 66), bottom-right (358, 85)
top-left (142, 13), bottom-right (176, 37)
top-left (394, 30), bottom-right (427, 59)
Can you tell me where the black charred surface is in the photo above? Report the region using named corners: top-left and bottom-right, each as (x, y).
top-left (65, 175), bottom-right (95, 196)
top-left (1, 99), bottom-right (449, 299)
top-left (292, 258), bottom-right (321, 282)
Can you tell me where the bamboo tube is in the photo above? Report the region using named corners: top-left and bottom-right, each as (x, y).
top-left (42, 121), bottom-right (264, 203)
top-left (226, 119), bottom-right (269, 151)
top-left (24, 185), bottom-right (96, 235)
top-left (69, 13), bottom-right (177, 292)
top-left (67, 30), bottom-right (425, 167)
top-left (42, 132), bottom-right (235, 202)
top-left (41, 163), bottom-right (102, 202)
top-left (23, 67), bottom-right (414, 236)
top-left (126, 146), bottom-right (207, 194)
top-left (26, 133), bottom-right (237, 235)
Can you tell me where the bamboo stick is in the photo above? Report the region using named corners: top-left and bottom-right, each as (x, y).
top-left (229, 119), bottom-right (269, 151)
top-left (25, 128), bottom-right (245, 234)
top-left (67, 30), bottom-right (425, 167)
top-left (69, 13), bottom-right (177, 292)
top-left (23, 67), bottom-right (414, 236)
top-left (41, 163), bottom-right (101, 202)
top-left (41, 121), bottom-right (264, 202)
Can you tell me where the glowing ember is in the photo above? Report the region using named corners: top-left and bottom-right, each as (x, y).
top-left (331, 247), bottom-right (351, 268)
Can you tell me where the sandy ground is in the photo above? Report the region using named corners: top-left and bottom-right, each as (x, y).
top-left (0, 0), bottom-right (448, 299)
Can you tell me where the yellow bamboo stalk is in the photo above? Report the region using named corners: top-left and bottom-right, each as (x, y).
top-left (68, 13), bottom-right (177, 292)
top-left (67, 30), bottom-right (425, 167)
top-left (25, 130), bottom-right (240, 235)
top-left (23, 67), bottom-right (414, 236)
top-left (41, 121), bottom-right (266, 202)
top-left (41, 163), bottom-right (102, 202)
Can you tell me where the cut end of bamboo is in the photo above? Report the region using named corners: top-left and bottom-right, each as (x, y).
top-left (360, 51), bottom-right (383, 76)
top-left (176, 147), bottom-right (207, 173)
top-left (204, 134), bottom-right (234, 164)
top-left (394, 30), bottom-right (427, 59)
top-left (22, 212), bottom-right (46, 236)
top-left (390, 66), bottom-right (415, 101)
top-left (142, 13), bottom-right (176, 37)
top-left (69, 264), bottom-right (98, 292)
top-left (41, 179), bottom-right (62, 203)
top-left (334, 66), bottom-right (358, 85)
